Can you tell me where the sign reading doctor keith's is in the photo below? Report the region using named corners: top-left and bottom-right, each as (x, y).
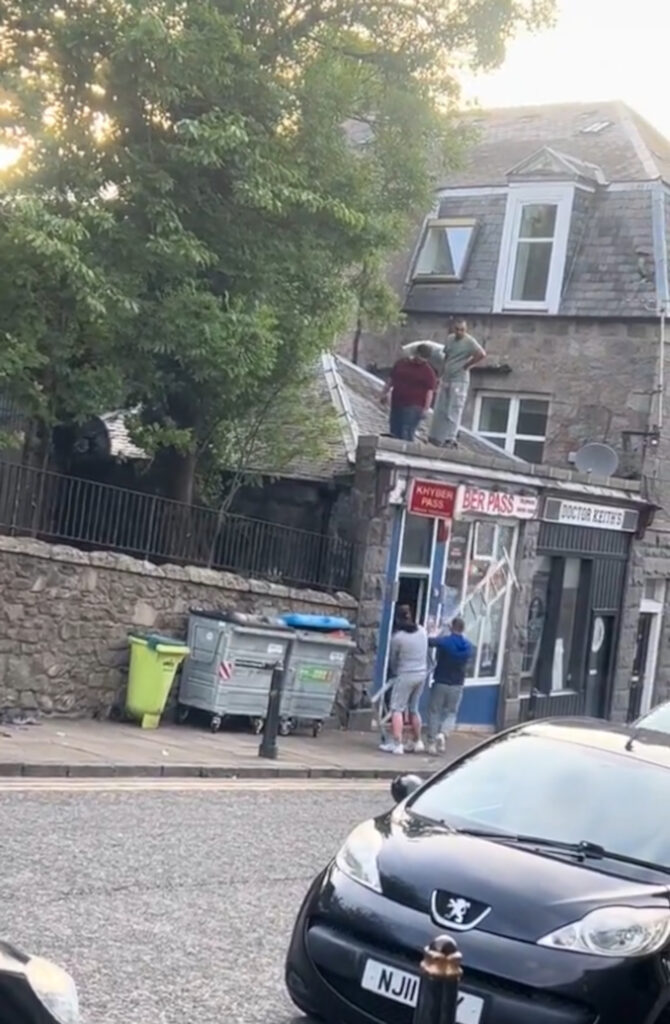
top-left (542, 497), bottom-right (639, 533)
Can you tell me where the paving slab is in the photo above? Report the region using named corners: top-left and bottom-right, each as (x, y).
top-left (0, 718), bottom-right (486, 778)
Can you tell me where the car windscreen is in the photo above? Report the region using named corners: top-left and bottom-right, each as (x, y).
top-left (636, 703), bottom-right (670, 734)
top-left (409, 733), bottom-right (670, 868)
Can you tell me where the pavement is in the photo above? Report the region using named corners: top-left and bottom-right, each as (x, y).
top-left (0, 717), bottom-right (484, 778)
top-left (1, 776), bottom-right (392, 1024)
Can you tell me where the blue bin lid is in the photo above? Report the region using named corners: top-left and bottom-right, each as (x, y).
top-left (280, 613), bottom-right (353, 631)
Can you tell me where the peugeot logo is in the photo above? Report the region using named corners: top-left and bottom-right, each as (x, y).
top-left (431, 890), bottom-right (491, 932)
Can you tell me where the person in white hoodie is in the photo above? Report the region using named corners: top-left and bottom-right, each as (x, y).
top-left (380, 605), bottom-right (429, 755)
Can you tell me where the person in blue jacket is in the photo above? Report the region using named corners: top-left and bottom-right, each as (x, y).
top-left (426, 617), bottom-right (474, 755)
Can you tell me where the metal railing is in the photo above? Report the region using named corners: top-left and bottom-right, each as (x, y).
top-left (0, 459), bottom-right (353, 592)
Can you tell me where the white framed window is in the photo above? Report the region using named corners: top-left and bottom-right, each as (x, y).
top-left (474, 392), bottom-right (549, 463)
top-left (411, 217), bottom-right (477, 282)
top-left (493, 186), bottom-right (574, 314)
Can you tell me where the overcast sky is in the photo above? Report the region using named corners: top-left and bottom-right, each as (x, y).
top-left (462, 0), bottom-right (669, 137)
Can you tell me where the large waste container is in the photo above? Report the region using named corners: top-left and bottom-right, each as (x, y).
top-left (279, 615), bottom-right (355, 736)
top-left (126, 634), bottom-right (190, 729)
top-left (177, 610), bottom-right (294, 733)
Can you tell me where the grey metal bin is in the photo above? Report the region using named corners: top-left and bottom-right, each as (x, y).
top-left (280, 629), bottom-right (355, 736)
top-left (177, 610), bottom-right (293, 733)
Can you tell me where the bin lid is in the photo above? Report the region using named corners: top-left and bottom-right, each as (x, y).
top-left (189, 609), bottom-right (293, 631)
top-left (280, 613), bottom-right (353, 631)
top-left (129, 633), bottom-right (189, 652)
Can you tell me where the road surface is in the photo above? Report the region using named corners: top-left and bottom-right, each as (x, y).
top-left (1, 778), bottom-right (391, 1023)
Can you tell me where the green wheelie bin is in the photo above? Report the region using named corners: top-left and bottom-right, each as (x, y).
top-left (125, 634), bottom-right (190, 729)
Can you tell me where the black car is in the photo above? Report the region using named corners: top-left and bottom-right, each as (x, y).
top-left (286, 718), bottom-right (670, 1024)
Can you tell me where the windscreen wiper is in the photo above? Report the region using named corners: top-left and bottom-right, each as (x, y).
top-left (456, 828), bottom-right (670, 876)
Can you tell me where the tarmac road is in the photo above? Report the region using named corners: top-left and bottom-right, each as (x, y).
top-left (0, 778), bottom-right (391, 1024)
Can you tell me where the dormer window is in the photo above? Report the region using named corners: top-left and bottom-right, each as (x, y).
top-left (510, 203), bottom-right (557, 302)
top-left (411, 217), bottom-right (477, 282)
top-left (493, 185), bottom-right (574, 314)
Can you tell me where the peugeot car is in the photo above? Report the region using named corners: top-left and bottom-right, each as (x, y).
top-left (286, 719), bottom-right (670, 1024)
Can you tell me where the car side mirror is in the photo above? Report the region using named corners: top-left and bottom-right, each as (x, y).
top-left (391, 773), bottom-right (422, 804)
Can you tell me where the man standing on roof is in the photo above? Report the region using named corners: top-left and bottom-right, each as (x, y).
top-left (380, 343), bottom-right (437, 442)
top-left (429, 319), bottom-right (485, 448)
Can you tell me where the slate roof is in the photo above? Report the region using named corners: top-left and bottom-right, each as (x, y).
top-left (403, 101), bottom-right (669, 320)
top-left (443, 102), bottom-right (670, 187)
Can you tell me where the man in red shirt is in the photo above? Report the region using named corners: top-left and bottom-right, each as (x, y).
top-left (380, 344), bottom-right (437, 441)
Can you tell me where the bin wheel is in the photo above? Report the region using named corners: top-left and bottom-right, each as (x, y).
top-left (312, 720), bottom-right (323, 738)
top-left (250, 717), bottom-right (264, 735)
top-left (108, 704), bottom-right (123, 722)
top-left (176, 705), bottom-right (190, 725)
top-left (210, 715), bottom-right (222, 733)
top-left (279, 718), bottom-right (292, 737)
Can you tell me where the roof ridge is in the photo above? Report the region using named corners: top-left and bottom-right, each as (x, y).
top-left (320, 352), bottom-right (359, 463)
top-left (614, 100), bottom-right (661, 181)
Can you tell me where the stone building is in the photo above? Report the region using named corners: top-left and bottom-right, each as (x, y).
top-left (339, 101), bottom-right (670, 724)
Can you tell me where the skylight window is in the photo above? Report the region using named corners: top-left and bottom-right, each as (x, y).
top-left (580, 120), bottom-right (612, 135)
top-left (412, 218), bottom-right (477, 281)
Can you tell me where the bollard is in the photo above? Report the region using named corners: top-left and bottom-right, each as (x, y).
top-left (258, 640), bottom-right (294, 760)
top-left (412, 935), bottom-right (463, 1024)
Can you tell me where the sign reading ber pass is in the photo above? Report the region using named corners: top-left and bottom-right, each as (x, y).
top-left (408, 479), bottom-right (457, 519)
top-left (457, 485), bottom-right (538, 520)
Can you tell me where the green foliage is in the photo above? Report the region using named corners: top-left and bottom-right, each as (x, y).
top-left (0, 0), bottom-right (555, 491)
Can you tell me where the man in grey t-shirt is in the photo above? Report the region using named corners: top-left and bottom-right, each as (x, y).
top-left (429, 318), bottom-right (485, 446)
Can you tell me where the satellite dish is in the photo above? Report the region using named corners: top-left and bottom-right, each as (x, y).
top-left (574, 442), bottom-right (619, 477)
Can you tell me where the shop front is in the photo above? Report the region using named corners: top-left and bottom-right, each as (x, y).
top-left (374, 476), bottom-right (539, 729)
top-left (520, 496), bottom-right (640, 721)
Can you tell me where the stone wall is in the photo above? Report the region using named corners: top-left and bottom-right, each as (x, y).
top-left (340, 313), bottom-right (658, 472)
top-left (0, 536), bottom-right (357, 718)
top-left (347, 443), bottom-right (395, 703)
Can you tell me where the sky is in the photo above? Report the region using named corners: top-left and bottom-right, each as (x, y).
top-left (463, 0), bottom-right (670, 137)
top-left (1, 0), bottom-right (668, 172)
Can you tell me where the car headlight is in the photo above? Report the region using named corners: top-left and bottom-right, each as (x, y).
top-left (335, 820), bottom-right (383, 893)
top-left (0, 946), bottom-right (80, 1024)
top-left (25, 955), bottom-right (80, 1024)
top-left (538, 907), bottom-right (670, 958)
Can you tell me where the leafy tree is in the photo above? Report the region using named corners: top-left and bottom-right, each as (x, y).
top-left (0, 0), bottom-right (555, 498)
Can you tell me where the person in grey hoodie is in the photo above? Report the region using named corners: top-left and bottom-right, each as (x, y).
top-left (380, 605), bottom-right (429, 756)
top-left (426, 617), bottom-right (474, 754)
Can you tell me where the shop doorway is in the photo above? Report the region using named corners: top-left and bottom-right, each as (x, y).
top-left (628, 613), bottom-right (653, 720)
top-left (396, 574), bottom-right (430, 625)
top-left (584, 614), bottom-right (614, 718)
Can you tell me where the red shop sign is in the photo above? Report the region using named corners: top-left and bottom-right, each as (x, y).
top-left (408, 479), bottom-right (457, 519)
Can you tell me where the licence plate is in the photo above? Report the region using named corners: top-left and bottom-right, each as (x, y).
top-left (361, 958), bottom-right (484, 1023)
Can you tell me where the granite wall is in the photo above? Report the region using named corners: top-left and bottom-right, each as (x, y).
top-left (0, 536), bottom-right (357, 719)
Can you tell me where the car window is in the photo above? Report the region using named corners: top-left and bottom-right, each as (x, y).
top-left (409, 733), bottom-right (670, 868)
top-left (636, 703), bottom-right (670, 734)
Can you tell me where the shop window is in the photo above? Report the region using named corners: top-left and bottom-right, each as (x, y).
top-left (443, 520), bottom-right (516, 681)
top-left (401, 513), bottom-right (434, 567)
